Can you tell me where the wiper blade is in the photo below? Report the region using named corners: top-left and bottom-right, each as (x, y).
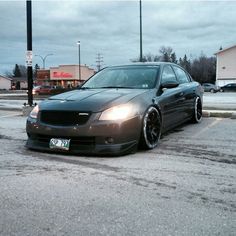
top-left (78, 87), bottom-right (91, 90)
top-left (100, 86), bottom-right (134, 89)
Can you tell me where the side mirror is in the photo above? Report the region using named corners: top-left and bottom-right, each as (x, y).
top-left (161, 80), bottom-right (179, 89)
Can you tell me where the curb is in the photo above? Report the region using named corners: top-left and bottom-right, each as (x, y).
top-left (0, 106), bottom-right (34, 116)
top-left (203, 110), bottom-right (236, 119)
top-left (0, 107), bottom-right (22, 112)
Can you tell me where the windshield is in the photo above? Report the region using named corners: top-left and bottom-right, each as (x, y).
top-left (81, 66), bottom-right (159, 89)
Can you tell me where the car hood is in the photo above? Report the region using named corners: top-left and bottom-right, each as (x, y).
top-left (40, 88), bottom-right (149, 112)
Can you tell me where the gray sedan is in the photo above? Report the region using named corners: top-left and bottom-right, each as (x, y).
top-left (202, 83), bottom-right (220, 93)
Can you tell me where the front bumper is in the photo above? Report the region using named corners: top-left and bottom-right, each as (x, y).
top-left (26, 114), bottom-right (142, 156)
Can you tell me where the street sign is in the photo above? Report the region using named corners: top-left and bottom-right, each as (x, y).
top-left (26, 50), bottom-right (33, 67)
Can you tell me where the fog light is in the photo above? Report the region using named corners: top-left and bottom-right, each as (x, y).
top-left (105, 137), bottom-right (114, 144)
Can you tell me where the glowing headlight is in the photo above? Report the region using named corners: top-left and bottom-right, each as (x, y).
top-left (29, 105), bottom-right (39, 119)
top-left (99, 104), bottom-right (136, 121)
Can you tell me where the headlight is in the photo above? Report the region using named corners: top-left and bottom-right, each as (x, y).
top-left (99, 104), bottom-right (136, 121)
top-left (29, 105), bottom-right (39, 119)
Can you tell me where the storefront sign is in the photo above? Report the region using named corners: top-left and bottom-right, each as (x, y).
top-left (53, 72), bottom-right (73, 78)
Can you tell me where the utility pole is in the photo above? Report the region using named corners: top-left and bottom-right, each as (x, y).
top-left (139, 0), bottom-right (143, 62)
top-left (95, 53), bottom-right (104, 71)
top-left (26, 0), bottom-right (33, 106)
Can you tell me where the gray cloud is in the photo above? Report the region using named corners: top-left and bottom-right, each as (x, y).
top-left (0, 0), bottom-right (236, 74)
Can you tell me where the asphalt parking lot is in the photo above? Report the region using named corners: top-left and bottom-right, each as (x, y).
top-left (0, 110), bottom-right (235, 235)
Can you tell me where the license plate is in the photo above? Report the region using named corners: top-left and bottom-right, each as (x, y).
top-left (49, 138), bottom-right (70, 151)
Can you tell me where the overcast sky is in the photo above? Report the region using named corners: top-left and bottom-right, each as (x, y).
top-left (0, 0), bottom-right (236, 74)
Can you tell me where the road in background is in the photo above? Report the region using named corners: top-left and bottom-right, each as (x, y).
top-left (0, 91), bottom-right (236, 111)
top-left (203, 92), bottom-right (236, 110)
top-left (0, 111), bottom-right (235, 235)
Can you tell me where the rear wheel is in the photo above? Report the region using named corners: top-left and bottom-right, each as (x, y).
top-left (139, 107), bottom-right (162, 149)
top-left (210, 88), bottom-right (215, 93)
top-left (192, 96), bottom-right (202, 123)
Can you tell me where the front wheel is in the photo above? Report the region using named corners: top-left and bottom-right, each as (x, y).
top-left (192, 96), bottom-right (202, 123)
top-left (139, 107), bottom-right (162, 149)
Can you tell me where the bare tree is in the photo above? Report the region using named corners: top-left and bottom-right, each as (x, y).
top-left (159, 46), bottom-right (173, 62)
top-left (190, 54), bottom-right (216, 83)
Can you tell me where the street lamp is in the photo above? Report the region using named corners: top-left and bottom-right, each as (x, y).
top-left (77, 41), bottom-right (81, 82)
top-left (35, 53), bottom-right (53, 69)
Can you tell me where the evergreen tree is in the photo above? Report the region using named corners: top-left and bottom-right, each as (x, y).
top-left (179, 57), bottom-right (183, 66)
top-left (183, 54), bottom-right (191, 73)
top-left (178, 55), bottom-right (191, 73)
top-left (18, 65), bottom-right (27, 77)
top-left (163, 52), bottom-right (170, 62)
top-left (34, 63), bottom-right (40, 78)
top-left (13, 64), bottom-right (21, 77)
top-left (170, 53), bottom-right (177, 64)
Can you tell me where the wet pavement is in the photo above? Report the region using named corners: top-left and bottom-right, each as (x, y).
top-left (0, 111), bottom-right (235, 235)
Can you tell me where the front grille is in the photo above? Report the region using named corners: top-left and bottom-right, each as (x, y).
top-left (40, 110), bottom-right (90, 126)
top-left (30, 134), bottom-right (95, 146)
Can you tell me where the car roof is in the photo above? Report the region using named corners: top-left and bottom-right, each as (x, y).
top-left (106, 62), bottom-right (178, 68)
top-left (224, 83), bottom-right (236, 85)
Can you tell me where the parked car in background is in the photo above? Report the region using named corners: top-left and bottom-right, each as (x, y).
top-left (32, 85), bottom-right (53, 95)
top-left (202, 83), bottom-right (220, 93)
top-left (26, 62), bottom-right (203, 156)
top-left (32, 85), bottom-right (73, 95)
top-left (220, 83), bottom-right (236, 92)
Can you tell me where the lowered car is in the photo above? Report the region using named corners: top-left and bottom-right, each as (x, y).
top-left (26, 63), bottom-right (203, 156)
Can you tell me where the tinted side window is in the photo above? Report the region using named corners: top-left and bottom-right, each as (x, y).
top-left (161, 65), bottom-right (177, 84)
top-left (172, 66), bottom-right (190, 84)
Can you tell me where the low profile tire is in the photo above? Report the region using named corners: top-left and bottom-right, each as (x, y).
top-left (139, 106), bottom-right (162, 150)
top-left (192, 96), bottom-right (202, 123)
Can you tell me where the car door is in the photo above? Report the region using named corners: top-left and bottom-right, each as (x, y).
top-left (230, 84), bottom-right (236, 92)
top-left (157, 65), bottom-right (185, 131)
top-left (172, 65), bottom-right (196, 120)
top-left (233, 84), bottom-right (236, 92)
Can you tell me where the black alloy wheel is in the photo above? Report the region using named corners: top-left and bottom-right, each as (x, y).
top-left (140, 106), bottom-right (161, 149)
top-left (192, 96), bottom-right (202, 123)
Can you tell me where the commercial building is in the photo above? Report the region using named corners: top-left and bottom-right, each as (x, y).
top-left (0, 75), bottom-right (12, 90)
top-left (215, 44), bottom-right (236, 86)
top-left (11, 77), bottom-right (28, 90)
top-left (50, 65), bottom-right (95, 88)
top-left (35, 69), bottom-right (50, 86)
